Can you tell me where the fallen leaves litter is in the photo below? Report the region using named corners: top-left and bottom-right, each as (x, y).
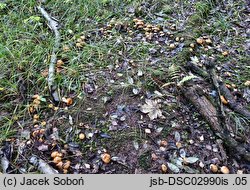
top-left (140, 99), bottom-right (162, 120)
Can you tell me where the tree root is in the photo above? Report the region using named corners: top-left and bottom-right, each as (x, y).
top-left (187, 61), bottom-right (250, 120)
top-left (181, 81), bottom-right (250, 162)
top-left (219, 83), bottom-right (250, 120)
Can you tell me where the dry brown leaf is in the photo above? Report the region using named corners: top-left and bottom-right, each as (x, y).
top-left (140, 99), bottom-right (162, 120)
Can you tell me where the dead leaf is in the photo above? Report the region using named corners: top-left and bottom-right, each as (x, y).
top-left (167, 162), bottom-right (180, 173)
top-left (190, 56), bottom-right (199, 64)
top-left (37, 144), bottom-right (49, 151)
top-left (140, 99), bottom-right (162, 120)
top-left (184, 157), bottom-right (199, 164)
top-left (244, 81), bottom-right (250, 87)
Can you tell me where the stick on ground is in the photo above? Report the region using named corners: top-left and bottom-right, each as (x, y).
top-left (37, 6), bottom-right (60, 91)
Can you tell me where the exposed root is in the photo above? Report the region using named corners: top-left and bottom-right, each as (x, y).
top-left (181, 82), bottom-right (250, 162)
top-left (187, 61), bottom-right (250, 120)
top-left (219, 83), bottom-right (250, 120)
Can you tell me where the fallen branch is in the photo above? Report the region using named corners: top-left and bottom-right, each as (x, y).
top-left (0, 152), bottom-right (10, 173)
top-left (37, 6), bottom-right (60, 91)
top-left (0, 142), bottom-right (13, 173)
top-left (29, 155), bottom-right (58, 174)
top-left (206, 62), bottom-right (227, 127)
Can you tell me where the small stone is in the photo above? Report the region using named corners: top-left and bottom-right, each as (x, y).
top-left (76, 38), bottom-right (83, 43)
top-left (189, 139), bottom-right (194, 144)
top-left (87, 133), bottom-right (94, 139)
top-left (133, 141), bottom-right (139, 150)
top-left (199, 135), bottom-right (204, 141)
top-left (205, 145), bottom-right (212, 150)
top-left (85, 163), bottom-right (91, 169)
top-left (237, 170), bottom-right (243, 174)
top-left (156, 127), bottom-right (163, 133)
top-left (132, 88), bottom-right (140, 95)
top-left (145, 129), bottom-right (151, 134)
top-left (117, 73), bottom-right (123, 77)
top-left (137, 69), bottom-right (143, 76)
top-left (212, 147), bottom-right (218, 152)
top-left (199, 162), bottom-right (205, 168)
top-left (120, 115), bottom-right (126, 121)
top-left (68, 29), bottom-right (73, 34)
top-left (159, 146), bottom-right (166, 152)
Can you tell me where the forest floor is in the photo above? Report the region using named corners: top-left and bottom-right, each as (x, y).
top-left (0, 0), bottom-right (250, 174)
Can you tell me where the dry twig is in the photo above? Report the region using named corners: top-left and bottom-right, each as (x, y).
top-left (37, 6), bottom-right (60, 91)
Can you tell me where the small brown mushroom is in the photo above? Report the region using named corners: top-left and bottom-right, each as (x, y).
top-left (101, 153), bottom-right (111, 164)
top-left (53, 156), bottom-right (62, 164)
top-left (210, 164), bottom-right (218, 173)
top-left (51, 151), bottom-right (59, 158)
top-left (161, 164), bottom-right (167, 173)
top-left (63, 161), bottom-right (71, 170)
top-left (79, 133), bottom-right (85, 140)
top-left (220, 166), bottom-right (230, 174)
